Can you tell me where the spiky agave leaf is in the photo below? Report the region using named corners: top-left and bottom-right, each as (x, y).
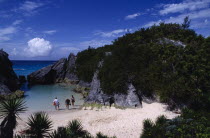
top-left (0, 98), bottom-right (27, 138)
top-left (0, 98), bottom-right (27, 119)
top-left (49, 127), bottom-right (69, 138)
top-left (25, 112), bottom-right (53, 138)
top-left (67, 119), bottom-right (91, 138)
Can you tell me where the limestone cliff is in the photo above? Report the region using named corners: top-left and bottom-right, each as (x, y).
top-left (0, 50), bottom-right (19, 95)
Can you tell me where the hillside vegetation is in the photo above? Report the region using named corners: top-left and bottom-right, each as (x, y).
top-left (75, 20), bottom-right (210, 137)
top-left (76, 21), bottom-right (210, 111)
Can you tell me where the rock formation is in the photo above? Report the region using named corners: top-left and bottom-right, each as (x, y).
top-left (86, 61), bottom-right (141, 107)
top-left (0, 50), bottom-right (19, 95)
top-left (27, 53), bottom-right (79, 85)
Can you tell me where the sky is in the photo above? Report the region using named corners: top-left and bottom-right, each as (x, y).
top-left (0, 0), bottom-right (210, 60)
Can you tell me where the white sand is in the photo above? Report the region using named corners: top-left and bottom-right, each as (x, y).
top-left (16, 102), bottom-right (179, 138)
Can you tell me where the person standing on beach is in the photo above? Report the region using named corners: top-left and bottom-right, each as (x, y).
top-left (53, 97), bottom-right (59, 110)
top-left (109, 97), bottom-right (114, 107)
top-left (65, 98), bottom-right (71, 109)
top-left (71, 95), bottom-right (75, 106)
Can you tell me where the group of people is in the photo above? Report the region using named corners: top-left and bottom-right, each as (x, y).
top-left (53, 95), bottom-right (75, 110)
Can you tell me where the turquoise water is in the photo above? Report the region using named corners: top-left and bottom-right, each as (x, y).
top-left (25, 84), bottom-right (84, 112)
top-left (12, 61), bottom-right (84, 112)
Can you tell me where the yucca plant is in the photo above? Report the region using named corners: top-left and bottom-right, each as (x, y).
top-left (50, 127), bottom-right (69, 138)
top-left (67, 120), bottom-right (91, 138)
top-left (0, 98), bottom-right (27, 138)
top-left (25, 112), bottom-right (53, 138)
top-left (96, 132), bottom-right (116, 138)
top-left (50, 119), bottom-right (92, 138)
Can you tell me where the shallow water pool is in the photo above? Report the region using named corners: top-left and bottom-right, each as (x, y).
top-left (23, 84), bottom-right (84, 112)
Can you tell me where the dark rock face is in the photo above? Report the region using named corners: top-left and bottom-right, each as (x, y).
top-left (19, 75), bottom-right (27, 84)
top-left (27, 53), bottom-right (78, 85)
top-left (0, 50), bottom-right (19, 95)
top-left (27, 65), bottom-right (54, 84)
top-left (64, 54), bottom-right (78, 81)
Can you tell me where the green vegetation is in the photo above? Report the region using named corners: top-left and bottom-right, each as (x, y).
top-left (141, 110), bottom-right (210, 138)
top-left (25, 112), bottom-right (53, 137)
top-left (96, 132), bottom-right (116, 138)
top-left (76, 45), bottom-right (114, 82)
top-left (0, 90), bottom-right (25, 100)
top-left (76, 21), bottom-right (210, 110)
top-left (0, 98), bottom-right (27, 138)
top-left (76, 19), bottom-right (210, 137)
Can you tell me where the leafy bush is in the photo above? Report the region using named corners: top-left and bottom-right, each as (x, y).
top-left (141, 110), bottom-right (210, 138)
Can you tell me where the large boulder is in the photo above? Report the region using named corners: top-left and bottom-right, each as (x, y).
top-left (0, 50), bottom-right (19, 95)
top-left (27, 65), bottom-right (55, 84)
top-left (27, 53), bottom-right (79, 85)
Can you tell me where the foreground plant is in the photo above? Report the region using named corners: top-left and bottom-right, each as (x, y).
top-left (0, 98), bottom-right (27, 138)
top-left (96, 132), bottom-right (116, 138)
top-left (50, 119), bottom-right (92, 138)
top-left (25, 112), bottom-right (53, 138)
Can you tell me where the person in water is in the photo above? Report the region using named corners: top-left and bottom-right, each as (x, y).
top-left (71, 95), bottom-right (75, 106)
top-left (65, 98), bottom-right (71, 109)
top-left (53, 97), bottom-right (59, 110)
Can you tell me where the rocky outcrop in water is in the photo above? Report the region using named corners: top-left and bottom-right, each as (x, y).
top-left (0, 50), bottom-right (19, 95)
top-left (27, 53), bottom-right (79, 85)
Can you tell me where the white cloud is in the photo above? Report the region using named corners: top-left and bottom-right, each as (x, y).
top-left (19, 1), bottom-right (44, 12)
top-left (95, 29), bottom-right (129, 37)
top-left (43, 30), bottom-right (57, 35)
top-left (24, 38), bottom-right (52, 57)
top-left (12, 20), bottom-right (23, 25)
top-left (144, 8), bottom-right (210, 28)
top-left (125, 13), bottom-right (141, 20)
top-left (160, 0), bottom-right (210, 15)
top-left (11, 48), bottom-right (17, 56)
top-left (0, 26), bottom-right (16, 41)
top-left (17, 1), bottom-right (45, 16)
top-left (79, 40), bottom-right (111, 48)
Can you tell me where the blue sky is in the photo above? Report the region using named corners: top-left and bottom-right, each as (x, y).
top-left (0, 0), bottom-right (210, 60)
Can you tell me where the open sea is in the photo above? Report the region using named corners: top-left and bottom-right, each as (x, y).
top-left (12, 60), bottom-right (84, 112)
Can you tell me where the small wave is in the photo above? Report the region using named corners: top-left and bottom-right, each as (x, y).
top-left (14, 68), bottom-right (25, 70)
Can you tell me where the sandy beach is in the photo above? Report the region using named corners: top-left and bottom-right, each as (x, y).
top-left (16, 102), bottom-right (179, 138)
